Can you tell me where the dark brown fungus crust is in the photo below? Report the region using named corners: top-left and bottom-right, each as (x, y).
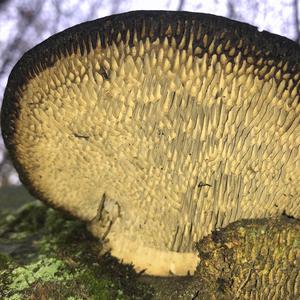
top-left (1, 11), bottom-right (300, 276)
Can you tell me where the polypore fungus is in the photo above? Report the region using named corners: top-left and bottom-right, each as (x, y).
top-left (1, 11), bottom-right (299, 276)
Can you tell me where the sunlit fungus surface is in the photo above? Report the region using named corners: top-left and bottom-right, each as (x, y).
top-left (1, 11), bottom-right (299, 276)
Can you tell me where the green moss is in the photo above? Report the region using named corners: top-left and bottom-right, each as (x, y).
top-left (8, 257), bottom-right (74, 291)
top-left (0, 201), bottom-right (47, 239)
top-left (293, 239), bottom-right (300, 248)
top-left (1, 194), bottom-right (300, 299)
top-left (0, 253), bottom-right (10, 269)
top-left (78, 271), bottom-right (119, 300)
top-left (195, 216), bottom-right (300, 299)
top-left (1, 252), bottom-right (128, 299)
top-left (0, 201), bottom-right (154, 299)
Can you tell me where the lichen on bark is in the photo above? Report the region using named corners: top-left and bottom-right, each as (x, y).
top-left (0, 187), bottom-right (300, 299)
top-left (195, 216), bottom-right (300, 299)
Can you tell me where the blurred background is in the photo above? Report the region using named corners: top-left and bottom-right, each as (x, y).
top-left (0, 0), bottom-right (299, 187)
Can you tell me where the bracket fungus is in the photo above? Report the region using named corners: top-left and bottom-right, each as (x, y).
top-left (1, 11), bottom-right (300, 276)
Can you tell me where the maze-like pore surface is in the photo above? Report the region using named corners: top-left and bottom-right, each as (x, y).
top-left (2, 11), bottom-right (300, 275)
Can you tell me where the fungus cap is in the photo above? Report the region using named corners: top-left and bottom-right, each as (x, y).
top-left (1, 11), bottom-right (300, 276)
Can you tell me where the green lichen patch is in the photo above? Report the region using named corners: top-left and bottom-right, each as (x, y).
top-left (0, 201), bottom-right (153, 299)
top-left (195, 216), bottom-right (300, 299)
top-left (0, 201), bottom-right (48, 238)
top-left (0, 252), bottom-right (10, 269)
top-left (8, 257), bottom-right (74, 292)
top-left (1, 192), bottom-right (300, 299)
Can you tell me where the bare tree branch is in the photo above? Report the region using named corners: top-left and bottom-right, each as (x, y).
top-left (87, 0), bottom-right (103, 20)
top-left (110, 0), bottom-right (121, 14)
top-left (228, 0), bottom-right (237, 20)
top-left (177, 0), bottom-right (185, 11)
top-left (294, 0), bottom-right (300, 43)
top-left (0, 1), bottom-right (45, 77)
top-left (0, 0), bottom-right (9, 10)
top-left (0, 150), bottom-right (14, 186)
top-left (0, 1), bottom-right (46, 187)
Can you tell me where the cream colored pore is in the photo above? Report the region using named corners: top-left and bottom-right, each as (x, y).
top-left (14, 33), bottom-right (300, 275)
